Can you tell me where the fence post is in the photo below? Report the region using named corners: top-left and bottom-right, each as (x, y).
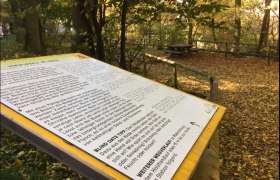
top-left (173, 65), bottom-right (178, 89)
top-left (225, 43), bottom-right (228, 59)
top-left (209, 76), bottom-right (218, 102)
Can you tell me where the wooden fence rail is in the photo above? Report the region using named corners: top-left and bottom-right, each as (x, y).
top-left (129, 39), bottom-right (279, 65)
top-left (192, 40), bottom-right (279, 61)
top-left (144, 53), bottom-right (218, 102)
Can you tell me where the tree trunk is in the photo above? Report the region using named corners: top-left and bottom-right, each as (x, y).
top-left (23, 0), bottom-right (45, 55)
top-left (178, 0), bottom-right (188, 44)
top-left (277, 36), bottom-right (279, 56)
top-left (93, 23), bottom-right (105, 61)
top-left (211, 18), bottom-right (217, 42)
top-left (211, 18), bottom-right (220, 50)
top-left (148, 23), bottom-right (152, 44)
top-left (8, 0), bottom-right (22, 33)
top-left (119, 0), bottom-right (128, 70)
top-left (178, 0), bottom-right (187, 22)
top-left (257, 0), bottom-right (272, 53)
top-left (72, 0), bottom-right (96, 57)
top-left (277, 22), bottom-right (279, 56)
top-left (188, 20), bottom-right (193, 45)
top-left (158, 14), bottom-right (163, 50)
top-left (91, 0), bottom-right (105, 61)
top-left (234, 0), bottom-right (241, 54)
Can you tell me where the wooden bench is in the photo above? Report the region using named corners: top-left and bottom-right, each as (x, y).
top-left (164, 44), bottom-right (195, 58)
top-left (163, 50), bottom-right (185, 54)
top-left (163, 50), bottom-right (188, 57)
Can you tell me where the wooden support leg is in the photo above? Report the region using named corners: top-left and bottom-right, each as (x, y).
top-left (191, 130), bottom-right (220, 180)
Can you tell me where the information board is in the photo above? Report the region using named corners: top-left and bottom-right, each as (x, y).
top-left (1, 54), bottom-right (218, 180)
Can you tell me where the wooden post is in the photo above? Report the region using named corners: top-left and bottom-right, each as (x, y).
top-left (209, 76), bottom-right (218, 102)
top-left (173, 65), bottom-right (178, 89)
top-left (225, 43), bottom-right (228, 59)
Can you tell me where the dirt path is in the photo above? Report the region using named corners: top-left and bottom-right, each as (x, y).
top-left (172, 52), bottom-right (279, 179)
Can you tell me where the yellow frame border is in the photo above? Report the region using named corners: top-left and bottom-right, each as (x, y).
top-left (1, 53), bottom-right (226, 179)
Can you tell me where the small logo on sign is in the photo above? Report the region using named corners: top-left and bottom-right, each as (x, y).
top-left (76, 54), bottom-right (88, 59)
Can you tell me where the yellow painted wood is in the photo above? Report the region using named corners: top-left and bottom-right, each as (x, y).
top-left (0, 53), bottom-right (226, 179)
top-left (172, 106), bottom-right (226, 179)
top-left (1, 104), bottom-right (225, 180)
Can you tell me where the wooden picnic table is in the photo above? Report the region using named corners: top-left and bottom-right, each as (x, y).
top-left (164, 44), bottom-right (193, 58)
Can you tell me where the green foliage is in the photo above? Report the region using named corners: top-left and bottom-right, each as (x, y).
top-left (0, 168), bottom-right (23, 180)
top-left (0, 128), bottom-right (86, 179)
top-left (0, 0), bottom-right (12, 22)
top-left (195, 2), bottom-right (229, 28)
top-left (0, 35), bottom-right (24, 60)
top-left (14, 27), bottom-right (25, 42)
top-left (41, 1), bottom-right (73, 41)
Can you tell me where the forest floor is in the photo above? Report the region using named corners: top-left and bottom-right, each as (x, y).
top-left (164, 52), bottom-right (279, 179)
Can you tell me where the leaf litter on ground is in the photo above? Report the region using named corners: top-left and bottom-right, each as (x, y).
top-left (168, 52), bottom-right (279, 179)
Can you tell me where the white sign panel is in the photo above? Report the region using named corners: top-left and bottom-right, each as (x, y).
top-left (1, 55), bottom-right (218, 180)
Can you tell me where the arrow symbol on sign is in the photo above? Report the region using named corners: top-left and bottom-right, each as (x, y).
top-left (190, 122), bottom-right (200, 127)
